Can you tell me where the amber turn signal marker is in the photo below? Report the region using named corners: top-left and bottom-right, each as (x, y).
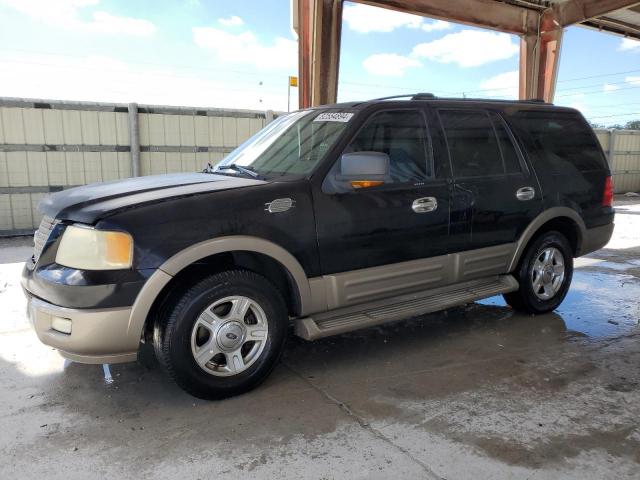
top-left (105, 231), bottom-right (134, 265)
top-left (351, 180), bottom-right (384, 189)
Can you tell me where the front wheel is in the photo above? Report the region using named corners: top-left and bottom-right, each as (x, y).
top-left (503, 231), bottom-right (573, 314)
top-left (154, 270), bottom-right (288, 400)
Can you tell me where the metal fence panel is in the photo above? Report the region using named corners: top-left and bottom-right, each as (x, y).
top-left (0, 98), bottom-right (272, 234)
top-left (595, 129), bottom-right (640, 194)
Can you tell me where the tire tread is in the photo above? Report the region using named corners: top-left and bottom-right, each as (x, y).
top-left (153, 269), bottom-right (287, 399)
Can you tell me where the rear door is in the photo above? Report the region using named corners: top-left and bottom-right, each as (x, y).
top-left (507, 110), bottom-right (612, 230)
top-left (437, 108), bottom-right (543, 251)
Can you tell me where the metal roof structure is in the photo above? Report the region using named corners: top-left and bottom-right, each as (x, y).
top-left (543, 0), bottom-right (640, 38)
top-left (293, 0), bottom-right (640, 108)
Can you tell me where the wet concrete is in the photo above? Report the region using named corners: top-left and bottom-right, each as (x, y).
top-left (1, 201), bottom-right (639, 479)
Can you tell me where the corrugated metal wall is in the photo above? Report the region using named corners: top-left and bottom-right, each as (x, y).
top-left (0, 98), bottom-right (270, 235)
top-left (595, 129), bottom-right (640, 194)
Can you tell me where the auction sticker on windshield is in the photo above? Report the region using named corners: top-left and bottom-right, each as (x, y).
top-left (314, 112), bottom-right (354, 122)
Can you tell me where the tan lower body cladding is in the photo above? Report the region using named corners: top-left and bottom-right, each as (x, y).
top-left (306, 243), bottom-right (517, 314)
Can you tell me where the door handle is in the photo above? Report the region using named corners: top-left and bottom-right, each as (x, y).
top-left (516, 186), bottom-right (535, 201)
top-left (412, 197), bottom-right (438, 213)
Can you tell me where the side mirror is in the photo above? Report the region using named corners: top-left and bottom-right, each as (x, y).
top-left (338, 152), bottom-right (390, 189)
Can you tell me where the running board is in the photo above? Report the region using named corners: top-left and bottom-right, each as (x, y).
top-left (294, 275), bottom-right (519, 341)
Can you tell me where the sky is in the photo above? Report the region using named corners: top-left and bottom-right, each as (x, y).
top-left (0, 0), bottom-right (639, 126)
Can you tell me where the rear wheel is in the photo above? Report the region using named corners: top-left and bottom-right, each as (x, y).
top-left (154, 270), bottom-right (288, 399)
top-left (503, 231), bottom-right (573, 314)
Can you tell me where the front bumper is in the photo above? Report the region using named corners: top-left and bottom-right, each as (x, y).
top-left (25, 293), bottom-right (139, 364)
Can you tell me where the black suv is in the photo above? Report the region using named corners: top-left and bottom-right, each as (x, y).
top-left (22, 95), bottom-right (614, 399)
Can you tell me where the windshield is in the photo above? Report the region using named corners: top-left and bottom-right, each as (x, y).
top-left (216, 109), bottom-right (354, 177)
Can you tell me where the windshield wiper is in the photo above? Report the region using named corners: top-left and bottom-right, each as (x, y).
top-left (215, 164), bottom-right (262, 179)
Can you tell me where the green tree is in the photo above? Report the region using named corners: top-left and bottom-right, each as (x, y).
top-left (624, 120), bottom-right (640, 130)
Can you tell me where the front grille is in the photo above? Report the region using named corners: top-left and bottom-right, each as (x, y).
top-left (33, 216), bottom-right (56, 263)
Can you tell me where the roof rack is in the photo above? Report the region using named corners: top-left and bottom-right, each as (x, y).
top-left (411, 93), bottom-right (436, 100)
top-left (361, 93), bottom-right (551, 105)
top-left (367, 93), bottom-right (434, 102)
top-left (441, 97), bottom-right (551, 105)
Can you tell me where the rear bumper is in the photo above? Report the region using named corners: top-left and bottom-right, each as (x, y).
top-left (25, 293), bottom-right (139, 364)
top-left (579, 223), bottom-right (614, 256)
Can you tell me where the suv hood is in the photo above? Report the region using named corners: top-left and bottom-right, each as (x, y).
top-left (40, 172), bottom-right (266, 224)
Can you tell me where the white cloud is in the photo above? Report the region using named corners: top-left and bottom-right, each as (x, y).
top-left (1, 0), bottom-right (156, 36)
top-left (412, 30), bottom-right (518, 67)
top-left (362, 53), bottom-right (421, 77)
top-left (0, 52), bottom-right (290, 111)
top-left (620, 38), bottom-right (640, 52)
top-left (218, 15), bottom-right (244, 27)
top-left (342, 3), bottom-right (452, 34)
top-left (421, 20), bottom-right (453, 33)
top-left (88, 11), bottom-right (156, 36)
top-left (626, 76), bottom-right (640, 86)
top-left (479, 70), bottom-right (519, 98)
top-left (193, 27), bottom-right (297, 71)
top-left (603, 83), bottom-right (621, 93)
top-left (343, 3), bottom-right (422, 33)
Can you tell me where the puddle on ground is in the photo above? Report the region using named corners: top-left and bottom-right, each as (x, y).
top-left (479, 270), bottom-right (640, 339)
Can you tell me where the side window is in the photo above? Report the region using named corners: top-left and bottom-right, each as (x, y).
top-left (489, 112), bottom-right (522, 174)
top-left (345, 110), bottom-right (430, 183)
top-left (513, 111), bottom-right (607, 172)
top-left (439, 110), bottom-right (503, 178)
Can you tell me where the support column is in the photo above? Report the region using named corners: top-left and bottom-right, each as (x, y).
top-left (519, 10), bottom-right (564, 103)
top-left (294, 0), bottom-right (343, 108)
top-left (127, 102), bottom-right (141, 177)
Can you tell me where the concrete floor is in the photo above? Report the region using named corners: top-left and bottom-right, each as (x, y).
top-left (1, 200), bottom-right (639, 480)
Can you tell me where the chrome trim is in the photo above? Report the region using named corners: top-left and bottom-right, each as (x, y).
top-left (33, 216), bottom-right (57, 263)
top-left (516, 186), bottom-right (536, 201)
top-left (265, 198), bottom-right (295, 213)
top-left (412, 196), bottom-right (438, 213)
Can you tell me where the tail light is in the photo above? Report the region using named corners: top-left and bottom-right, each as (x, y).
top-left (602, 176), bottom-right (613, 207)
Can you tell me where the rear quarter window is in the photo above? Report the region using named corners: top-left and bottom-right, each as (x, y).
top-left (513, 111), bottom-right (607, 173)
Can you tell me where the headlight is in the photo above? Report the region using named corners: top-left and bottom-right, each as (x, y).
top-left (55, 225), bottom-right (133, 270)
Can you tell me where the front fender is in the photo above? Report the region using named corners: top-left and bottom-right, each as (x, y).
top-left (126, 235), bottom-right (314, 344)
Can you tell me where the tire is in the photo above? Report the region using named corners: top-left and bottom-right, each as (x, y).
top-left (503, 231), bottom-right (573, 314)
top-left (154, 270), bottom-right (288, 400)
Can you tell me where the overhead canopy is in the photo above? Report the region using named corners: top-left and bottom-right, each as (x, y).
top-left (293, 0), bottom-right (640, 107)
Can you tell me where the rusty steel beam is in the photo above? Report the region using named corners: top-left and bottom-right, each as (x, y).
top-left (294, 0), bottom-right (343, 108)
top-left (554, 0), bottom-right (640, 27)
top-left (293, 0), bottom-right (311, 109)
top-left (355, 0), bottom-right (539, 34)
top-left (585, 16), bottom-right (640, 38)
top-left (519, 9), bottom-right (563, 103)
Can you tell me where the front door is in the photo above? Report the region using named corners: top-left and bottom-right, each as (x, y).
top-left (312, 107), bottom-right (450, 275)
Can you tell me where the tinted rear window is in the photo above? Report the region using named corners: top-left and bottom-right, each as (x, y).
top-left (439, 110), bottom-right (503, 178)
top-left (515, 111), bottom-right (607, 172)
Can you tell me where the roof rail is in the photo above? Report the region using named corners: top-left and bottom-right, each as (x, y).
top-left (436, 96), bottom-right (552, 105)
top-left (411, 93), bottom-right (436, 100)
top-left (360, 94), bottom-right (551, 105)
top-left (367, 93), bottom-right (433, 102)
